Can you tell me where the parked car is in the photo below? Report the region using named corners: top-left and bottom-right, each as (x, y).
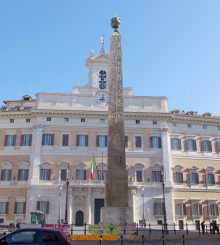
top-left (0, 228), bottom-right (71, 244)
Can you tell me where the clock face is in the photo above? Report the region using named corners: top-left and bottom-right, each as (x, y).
top-left (99, 70), bottom-right (107, 90)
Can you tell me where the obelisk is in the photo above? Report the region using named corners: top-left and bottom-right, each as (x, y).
top-left (102, 17), bottom-right (130, 224)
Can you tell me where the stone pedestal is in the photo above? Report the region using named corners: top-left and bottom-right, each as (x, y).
top-left (101, 207), bottom-right (132, 225)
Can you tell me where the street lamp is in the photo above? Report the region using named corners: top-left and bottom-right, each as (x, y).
top-left (64, 168), bottom-right (70, 224)
top-left (141, 188), bottom-right (145, 225)
top-left (161, 171), bottom-right (168, 233)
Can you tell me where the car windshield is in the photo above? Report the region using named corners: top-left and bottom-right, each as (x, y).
top-left (7, 231), bottom-right (37, 243)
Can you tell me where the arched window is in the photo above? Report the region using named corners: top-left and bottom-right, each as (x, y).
top-left (201, 140), bottom-right (212, 152)
top-left (0, 162), bottom-right (12, 181)
top-left (134, 163), bottom-right (144, 182)
top-left (174, 166), bottom-right (183, 184)
top-left (185, 139), bottom-right (197, 152)
top-left (151, 167), bottom-right (162, 183)
top-left (171, 138), bottom-right (181, 150)
top-left (40, 163), bottom-right (51, 181)
top-left (190, 168), bottom-right (199, 185)
top-left (206, 168), bottom-right (215, 185)
top-left (76, 163), bottom-right (87, 181)
top-left (75, 210), bottom-right (84, 226)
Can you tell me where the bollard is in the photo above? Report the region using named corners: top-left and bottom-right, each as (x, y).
top-left (71, 224), bottom-right (73, 235)
top-left (162, 233), bottom-right (165, 245)
top-left (120, 234), bottom-right (123, 245)
top-left (99, 235), bottom-right (102, 245)
top-left (141, 234), bottom-right (144, 245)
top-left (173, 223), bottom-right (176, 235)
top-left (84, 223), bottom-right (87, 235)
top-left (149, 223), bottom-right (151, 236)
top-left (182, 234), bottom-right (185, 245)
top-left (186, 223), bottom-right (189, 235)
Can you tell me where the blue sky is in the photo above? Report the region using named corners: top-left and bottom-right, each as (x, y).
top-left (0, 0), bottom-right (220, 114)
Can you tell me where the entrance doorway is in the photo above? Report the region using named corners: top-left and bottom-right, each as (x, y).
top-left (94, 199), bottom-right (104, 224)
top-left (75, 210), bottom-right (84, 226)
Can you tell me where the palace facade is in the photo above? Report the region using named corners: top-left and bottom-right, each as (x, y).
top-left (1, 45), bottom-right (220, 229)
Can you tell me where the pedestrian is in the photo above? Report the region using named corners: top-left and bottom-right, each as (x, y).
top-left (201, 221), bottom-right (205, 235)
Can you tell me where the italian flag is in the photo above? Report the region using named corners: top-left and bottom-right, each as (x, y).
top-left (90, 157), bottom-right (97, 180)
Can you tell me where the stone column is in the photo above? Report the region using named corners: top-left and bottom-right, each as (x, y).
top-left (161, 128), bottom-right (173, 186)
top-left (161, 128), bottom-right (175, 223)
top-left (87, 188), bottom-right (92, 224)
top-left (30, 126), bottom-right (43, 185)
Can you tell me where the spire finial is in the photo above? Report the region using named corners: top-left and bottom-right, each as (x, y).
top-left (111, 16), bottom-right (120, 32)
top-left (99, 35), bottom-right (105, 55)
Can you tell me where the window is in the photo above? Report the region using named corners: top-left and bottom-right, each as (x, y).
top-left (14, 202), bottom-right (25, 214)
top-left (96, 135), bottom-right (107, 147)
top-left (64, 117), bottom-right (69, 122)
top-left (36, 201), bottom-right (49, 214)
top-left (185, 139), bottom-right (197, 151)
top-left (42, 134), bottom-right (54, 146)
top-left (1, 169), bottom-right (12, 181)
top-left (150, 136), bottom-right (162, 148)
top-left (0, 202), bottom-right (8, 214)
top-left (77, 135), bottom-right (88, 147)
top-left (99, 70), bottom-right (107, 89)
top-left (18, 169), bottom-right (29, 181)
top-left (216, 141), bottom-right (220, 153)
top-left (81, 118), bottom-right (86, 123)
top-left (175, 171), bottom-right (183, 184)
top-left (40, 169), bottom-right (51, 181)
top-left (218, 126), bottom-right (220, 131)
top-left (192, 202), bottom-right (201, 217)
top-left (208, 202), bottom-right (219, 217)
top-left (60, 169), bottom-right (67, 181)
top-left (171, 138), bottom-right (181, 150)
top-left (136, 170), bottom-right (143, 182)
top-left (46, 117), bottom-right (52, 122)
top-left (96, 169), bottom-right (106, 180)
top-left (20, 134), bottom-right (32, 146)
top-left (152, 170), bottom-right (162, 182)
top-left (202, 124), bottom-right (208, 129)
top-left (153, 199), bottom-right (164, 216)
top-left (201, 140), bottom-right (212, 152)
top-left (187, 124), bottom-right (192, 128)
top-left (190, 171), bottom-right (199, 185)
top-left (26, 118), bottom-right (31, 123)
top-left (7, 231), bottom-right (37, 243)
top-left (100, 118), bottom-right (105, 123)
top-left (135, 120), bottom-right (140, 124)
top-left (207, 172), bottom-right (215, 185)
top-left (125, 136), bottom-right (128, 148)
top-left (175, 201), bottom-right (184, 216)
top-left (62, 134), bottom-right (69, 146)
top-left (76, 169), bottom-right (87, 180)
top-left (9, 119), bottom-right (14, 124)
top-left (152, 120), bottom-right (157, 125)
top-left (135, 136), bottom-right (142, 148)
top-left (4, 135), bottom-right (16, 146)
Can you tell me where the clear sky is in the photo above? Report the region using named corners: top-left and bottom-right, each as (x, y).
top-left (0, 0), bottom-right (219, 114)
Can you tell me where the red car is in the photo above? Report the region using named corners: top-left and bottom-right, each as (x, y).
top-left (0, 228), bottom-right (72, 245)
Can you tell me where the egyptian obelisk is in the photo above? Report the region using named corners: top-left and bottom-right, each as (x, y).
top-left (102, 17), bottom-right (130, 224)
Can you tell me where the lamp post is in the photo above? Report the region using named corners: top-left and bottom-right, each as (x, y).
top-left (161, 171), bottom-right (168, 233)
top-left (58, 185), bottom-right (63, 224)
top-left (141, 188), bottom-right (145, 225)
top-left (64, 167), bottom-right (70, 225)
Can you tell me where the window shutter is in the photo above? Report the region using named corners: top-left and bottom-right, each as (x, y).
top-left (199, 204), bottom-right (202, 216)
top-left (96, 136), bottom-right (99, 147)
top-left (105, 136), bottom-right (108, 147)
top-left (46, 201), bottom-right (49, 214)
top-left (4, 135), bottom-right (7, 146)
top-left (186, 201), bottom-right (192, 220)
top-left (13, 135), bottom-right (16, 146)
top-left (20, 135), bottom-right (23, 146)
top-left (23, 202), bottom-right (26, 214)
top-left (150, 137), bottom-right (153, 148)
top-left (6, 202), bottom-right (9, 214)
top-left (173, 172), bottom-right (176, 183)
top-left (42, 134), bottom-right (45, 146)
top-left (48, 169), bottom-right (51, 180)
top-left (183, 203), bottom-right (186, 216)
top-left (36, 201), bottom-right (40, 211)
top-left (203, 202), bottom-right (208, 220)
top-left (200, 174), bottom-right (206, 185)
top-left (51, 134), bottom-right (54, 145)
top-left (84, 169), bottom-right (87, 180)
top-left (29, 135), bottom-right (32, 146)
top-left (14, 202), bottom-right (17, 214)
top-left (85, 135), bottom-right (88, 146)
top-left (76, 135), bottom-right (79, 146)
top-left (158, 137), bottom-right (162, 148)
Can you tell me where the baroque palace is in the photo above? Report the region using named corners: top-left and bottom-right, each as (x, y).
top-left (1, 44), bottom-right (220, 229)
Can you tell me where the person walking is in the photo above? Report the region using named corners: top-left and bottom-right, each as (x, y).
top-left (201, 221), bottom-right (205, 235)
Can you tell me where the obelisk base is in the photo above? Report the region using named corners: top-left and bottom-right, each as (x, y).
top-left (101, 207), bottom-right (132, 225)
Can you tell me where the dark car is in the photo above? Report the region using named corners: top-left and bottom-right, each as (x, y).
top-left (0, 228), bottom-right (71, 245)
